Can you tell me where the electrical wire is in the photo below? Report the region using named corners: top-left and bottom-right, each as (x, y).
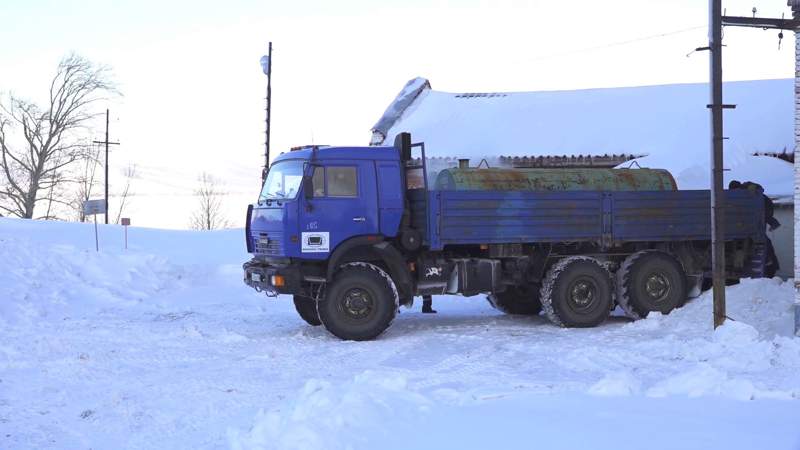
top-left (521, 25), bottom-right (707, 63)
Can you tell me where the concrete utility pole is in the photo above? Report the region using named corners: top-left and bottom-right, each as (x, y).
top-left (710, 1), bottom-right (800, 334)
top-left (92, 109), bottom-right (120, 225)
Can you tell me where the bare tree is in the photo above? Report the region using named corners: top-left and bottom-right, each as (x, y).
top-left (70, 142), bottom-right (102, 222)
top-left (42, 151), bottom-right (67, 220)
top-left (0, 54), bottom-right (116, 218)
top-left (189, 172), bottom-right (230, 230)
top-left (113, 164), bottom-right (137, 224)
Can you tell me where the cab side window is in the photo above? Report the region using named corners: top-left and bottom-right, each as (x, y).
top-left (311, 166), bottom-right (325, 197)
top-left (326, 167), bottom-right (358, 197)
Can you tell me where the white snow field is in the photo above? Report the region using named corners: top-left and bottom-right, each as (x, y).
top-left (1, 217), bottom-right (799, 450)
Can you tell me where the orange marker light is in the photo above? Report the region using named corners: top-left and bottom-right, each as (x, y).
top-left (271, 275), bottom-right (285, 287)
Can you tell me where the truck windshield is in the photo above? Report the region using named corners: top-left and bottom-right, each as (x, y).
top-left (259, 160), bottom-right (305, 201)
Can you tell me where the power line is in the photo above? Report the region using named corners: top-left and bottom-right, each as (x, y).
top-left (112, 191), bottom-right (255, 198)
top-left (521, 25), bottom-right (706, 63)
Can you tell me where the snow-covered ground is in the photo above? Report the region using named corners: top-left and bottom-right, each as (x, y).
top-left (1, 218), bottom-right (799, 450)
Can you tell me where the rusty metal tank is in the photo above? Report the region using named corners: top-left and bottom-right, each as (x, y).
top-left (433, 168), bottom-right (677, 192)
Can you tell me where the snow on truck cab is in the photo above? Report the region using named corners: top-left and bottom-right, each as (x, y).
top-left (243, 133), bottom-right (769, 341)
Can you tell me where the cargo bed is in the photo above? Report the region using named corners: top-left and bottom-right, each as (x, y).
top-left (410, 189), bottom-right (765, 250)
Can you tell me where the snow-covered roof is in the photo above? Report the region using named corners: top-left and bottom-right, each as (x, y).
top-left (371, 78), bottom-right (795, 200)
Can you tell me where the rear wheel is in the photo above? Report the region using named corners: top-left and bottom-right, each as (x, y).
top-left (540, 256), bottom-right (613, 327)
top-left (617, 250), bottom-right (687, 319)
top-left (317, 263), bottom-right (398, 341)
top-left (487, 285), bottom-right (542, 315)
top-left (293, 295), bottom-right (322, 326)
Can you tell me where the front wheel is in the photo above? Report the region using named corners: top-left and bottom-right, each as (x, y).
top-left (317, 263), bottom-right (398, 341)
top-left (293, 296), bottom-right (322, 326)
top-left (540, 256), bottom-right (613, 328)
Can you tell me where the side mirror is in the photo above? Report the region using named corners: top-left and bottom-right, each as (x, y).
top-left (245, 204), bottom-right (254, 253)
top-left (395, 132), bottom-right (412, 162)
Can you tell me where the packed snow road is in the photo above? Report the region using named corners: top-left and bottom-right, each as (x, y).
top-left (1, 218), bottom-right (799, 450)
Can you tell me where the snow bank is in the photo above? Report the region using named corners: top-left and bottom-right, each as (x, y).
top-left (0, 216), bottom-right (247, 265)
top-left (610, 279), bottom-right (800, 400)
top-left (587, 371), bottom-right (642, 397)
top-left (0, 217), bottom-right (248, 327)
top-left (0, 234), bottom-right (181, 326)
top-left (229, 372), bottom-right (430, 450)
top-left (625, 277), bottom-right (797, 338)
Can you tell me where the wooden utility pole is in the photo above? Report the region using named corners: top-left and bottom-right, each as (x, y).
top-left (709, 2), bottom-right (800, 332)
top-left (708, 0), bottom-right (728, 329)
top-left (791, 0), bottom-right (800, 338)
top-left (93, 109), bottom-right (120, 224)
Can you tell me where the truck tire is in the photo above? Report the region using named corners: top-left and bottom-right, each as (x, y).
top-left (317, 262), bottom-right (398, 341)
top-left (617, 250), bottom-right (687, 319)
top-left (540, 256), bottom-right (613, 328)
top-left (293, 296), bottom-right (322, 326)
top-left (487, 285), bottom-right (542, 315)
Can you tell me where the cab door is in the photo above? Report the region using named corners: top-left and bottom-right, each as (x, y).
top-left (298, 160), bottom-right (378, 259)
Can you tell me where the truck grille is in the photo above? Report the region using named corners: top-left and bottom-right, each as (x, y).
top-left (254, 232), bottom-right (283, 256)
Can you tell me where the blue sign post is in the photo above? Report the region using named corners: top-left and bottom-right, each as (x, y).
top-left (83, 199), bottom-right (107, 252)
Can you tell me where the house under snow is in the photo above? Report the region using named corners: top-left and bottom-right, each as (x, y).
top-left (370, 77), bottom-right (795, 277)
top-left (371, 77), bottom-right (794, 201)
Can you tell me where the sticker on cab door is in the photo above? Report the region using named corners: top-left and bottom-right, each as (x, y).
top-left (301, 232), bottom-right (330, 253)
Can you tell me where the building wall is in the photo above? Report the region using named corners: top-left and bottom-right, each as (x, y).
top-left (794, 16), bottom-right (800, 335)
top-left (770, 204), bottom-right (794, 279)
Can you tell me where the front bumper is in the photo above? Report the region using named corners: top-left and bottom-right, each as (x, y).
top-left (243, 259), bottom-right (303, 296)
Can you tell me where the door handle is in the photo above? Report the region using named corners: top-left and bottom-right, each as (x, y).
top-left (352, 217), bottom-right (366, 222)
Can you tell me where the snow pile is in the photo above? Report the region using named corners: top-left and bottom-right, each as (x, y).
top-left (608, 279), bottom-right (800, 400)
top-left (587, 371), bottom-right (642, 397)
top-left (229, 372), bottom-right (430, 450)
top-left (646, 361), bottom-right (761, 400)
top-left (626, 277), bottom-right (796, 338)
top-left (0, 218), bottom-right (248, 328)
top-left (0, 233), bottom-right (183, 327)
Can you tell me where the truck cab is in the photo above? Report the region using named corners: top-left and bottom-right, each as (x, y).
top-left (244, 143), bottom-right (413, 322)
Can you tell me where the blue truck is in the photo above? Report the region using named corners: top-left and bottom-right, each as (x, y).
top-left (244, 133), bottom-right (767, 340)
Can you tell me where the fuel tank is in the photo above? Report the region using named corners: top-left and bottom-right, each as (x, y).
top-left (433, 168), bottom-right (677, 192)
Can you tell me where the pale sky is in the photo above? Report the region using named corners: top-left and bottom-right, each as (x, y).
top-left (0, 0), bottom-right (795, 229)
